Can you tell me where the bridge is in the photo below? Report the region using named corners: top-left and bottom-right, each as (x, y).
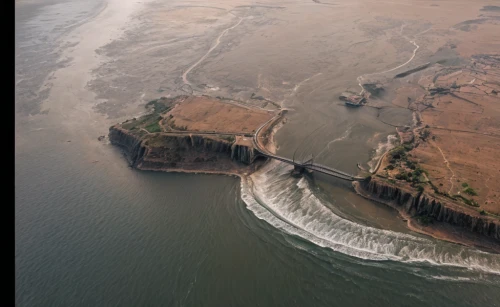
top-left (252, 112), bottom-right (367, 182)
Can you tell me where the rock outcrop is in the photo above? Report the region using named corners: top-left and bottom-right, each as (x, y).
top-left (354, 177), bottom-right (500, 241)
top-left (109, 126), bottom-right (258, 173)
top-left (108, 127), bottom-right (146, 167)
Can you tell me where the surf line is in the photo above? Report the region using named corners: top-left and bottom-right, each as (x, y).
top-left (356, 25), bottom-right (426, 94)
top-left (182, 16), bottom-right (244, 86)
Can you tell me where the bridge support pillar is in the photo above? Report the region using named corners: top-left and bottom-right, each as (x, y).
top-left (291, 165), bottom-right (305, 178)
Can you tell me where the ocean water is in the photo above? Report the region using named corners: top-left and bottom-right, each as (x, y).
top-left (15, 0), bottom-right (500, 305)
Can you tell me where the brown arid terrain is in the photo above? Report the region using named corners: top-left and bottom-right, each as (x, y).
top-left (388, 55), bottom-right (500, 212)
top-left (346, 3), bottom-right (500, 251)
top-left (163, 95), bottom-right (272, 134)
top-left (108, 95), bottom-right (279, 176)
top-left (355, 55), bottom-right (500, 251)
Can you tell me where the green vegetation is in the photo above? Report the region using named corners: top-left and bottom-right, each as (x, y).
top-left (403, 144), bottom-right (414, 151)
top-left (480, 210), bottom-right (486, 215)
top-left (417, 185), bottom-right (425, 193)
top-left (463, 187), bottom-right (478, 196)
top-left (122, 113), bottom-right (155, 131)
top-left (220, 135), bottom-right (235, 143)
top-left (395, 173), bottom-right (410, 181)
top-left (420, 129), bottom-right (431, 141)
top-left (461, 182), bottom-right (469, 188)
top-left (145, 122), bottom-right (161, 133)
top-left (453, 194), bottom-right (480, 207)
top-left (146, 98), bottom-right (173, 114)
top-left (405, 160), bottom-right (416, 170)
top-left (121, 98), bottom-right (174, 132)
top-left (390, 146), bottom-right (407, 159)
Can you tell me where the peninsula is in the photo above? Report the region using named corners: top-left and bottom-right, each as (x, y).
top-left (109, 95), bottom-right (284, 176)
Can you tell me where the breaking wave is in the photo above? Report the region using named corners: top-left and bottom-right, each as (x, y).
top-left (240, 160), bottom-right (500, 275)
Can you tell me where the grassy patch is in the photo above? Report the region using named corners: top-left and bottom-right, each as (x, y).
top-left (453, 194), bottom-right (480, 207)
top-left (145, 122), bottom-right (161, 133)
top-left (463, 187), bottom-right (478, 196)
top-left (220, 135), bottom-right (235, 143)
top-left (122, 114), bottom-right (154, 131)
top-left (146, 98), bottom-right (173, 114)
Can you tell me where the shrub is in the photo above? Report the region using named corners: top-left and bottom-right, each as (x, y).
top-left (417, 185), bottom-right (424, 193)
top-left (220, 135), bottom-right (235, 143)
top-left (396, 173), bottom-right (409, 181)
top-left (421, 129), bottom-right (431, 140)
top-left (454, 195), bottom-right (480, 207)
top-left (390, 146), bottom-right (407, 159)
top-left (480, 210), bottom-right (486, 215)
top-left (461, 182), bottom-right (469, 188)
top-left (404, 144), bottom-right (414, 151)
top-left (463, 187), bottom-right (478, 196)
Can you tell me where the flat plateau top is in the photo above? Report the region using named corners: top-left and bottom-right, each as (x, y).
top-left (166, 96), bottom-right (274, 134)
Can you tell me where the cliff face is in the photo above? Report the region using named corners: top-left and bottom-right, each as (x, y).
top-left (108, 126), bottom-right (257, 172)
top-left (108, 126), bottom-right (146, 166)
top-left (356, 178), bottom-right (500, 241)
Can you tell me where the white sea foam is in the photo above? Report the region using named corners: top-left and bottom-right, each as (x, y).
top-left (240, 160), bottom-right (500, 275)
top-left (367, 134), bottom-right (398, 173)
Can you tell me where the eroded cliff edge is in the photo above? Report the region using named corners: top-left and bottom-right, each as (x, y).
top-left (108, 95), bottom-right (277, 176)
top-left (354, 178), bottom-right (500, 251)
top-left (109, 126), bottom-right (263, 175)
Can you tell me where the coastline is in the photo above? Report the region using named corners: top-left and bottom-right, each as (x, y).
top-left (111, 96), bottom-right (500, 252)
top-left (353, 180), bottom-right (500, 253)
top-left (112, 102), bottom-right (285, 179)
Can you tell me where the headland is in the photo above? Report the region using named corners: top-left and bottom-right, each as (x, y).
top-left (109, 95), bottom-right (284, 177)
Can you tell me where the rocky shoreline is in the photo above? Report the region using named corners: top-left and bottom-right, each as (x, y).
top-left (354, 177), bottom-right (500, 252)
top-left (109, 92), bottom-right (499, 251)
top-left (109, 126), bottom-right (264, 176)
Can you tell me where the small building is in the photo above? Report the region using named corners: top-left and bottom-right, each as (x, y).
top-left (339, 92), bottom-right (366, 107)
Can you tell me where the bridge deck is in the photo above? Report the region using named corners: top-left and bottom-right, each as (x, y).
top-left (251, 112), bottom-right (366, 182)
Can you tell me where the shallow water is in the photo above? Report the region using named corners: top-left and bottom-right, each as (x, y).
top-left (15, 0), bottom-right (500, 305)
